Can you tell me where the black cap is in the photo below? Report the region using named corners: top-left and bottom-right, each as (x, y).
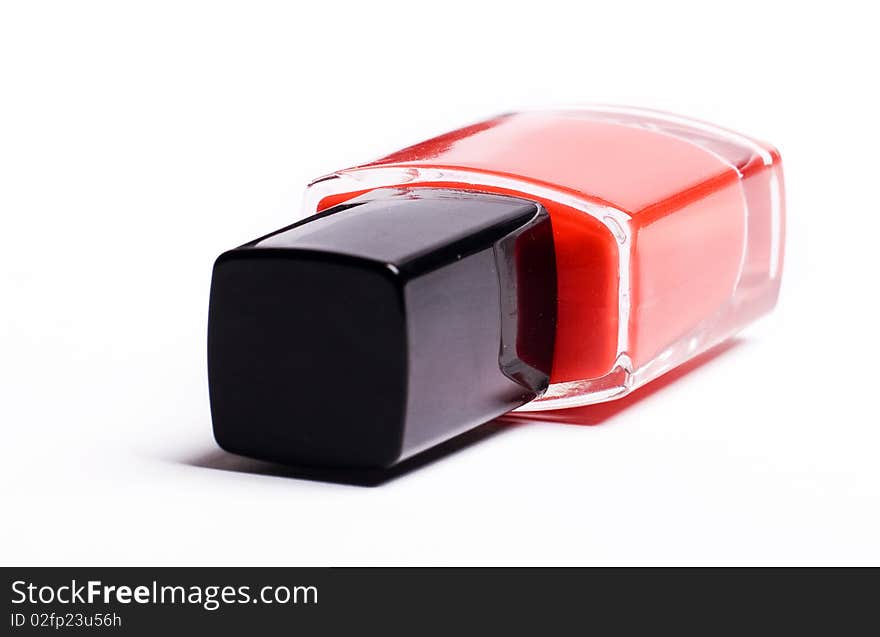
top-left (208, 188), bottom-right (556, 469)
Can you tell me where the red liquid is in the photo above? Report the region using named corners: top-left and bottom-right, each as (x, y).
top-left (315, 112), bottom-right (782, 385)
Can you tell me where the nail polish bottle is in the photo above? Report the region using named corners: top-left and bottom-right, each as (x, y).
top-left (208, 107), bottom-right (785, 469)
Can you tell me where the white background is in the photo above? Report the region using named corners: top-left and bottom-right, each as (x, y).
top-left (2, 1), bottom-right (878, 566)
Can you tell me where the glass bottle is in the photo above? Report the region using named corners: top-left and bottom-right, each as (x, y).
top-left (301, 107), bottom-right (785, 411)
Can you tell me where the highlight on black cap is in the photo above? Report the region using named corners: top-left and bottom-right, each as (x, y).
top-left (207, 187), bottom-right (557, 469)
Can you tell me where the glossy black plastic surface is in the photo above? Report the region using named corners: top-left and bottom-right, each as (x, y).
top-left (208, 188), bottom-right (556, 469)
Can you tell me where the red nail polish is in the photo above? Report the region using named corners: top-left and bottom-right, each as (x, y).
top-left (208, 107), bottom-right (785, 468)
